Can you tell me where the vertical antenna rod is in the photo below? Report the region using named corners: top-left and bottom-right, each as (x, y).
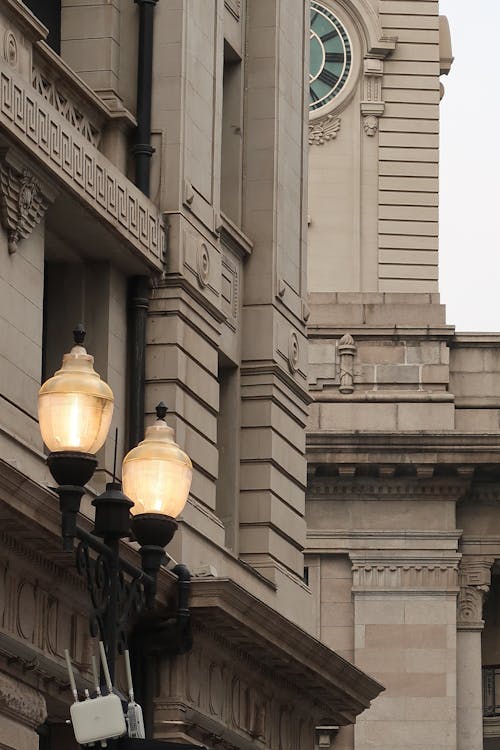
top-left (112, 427), bottom-right (118, 484)
top-left (99, 641), bottom-right (113, 695)
top-left (64, 649), bottom-right (79, 702)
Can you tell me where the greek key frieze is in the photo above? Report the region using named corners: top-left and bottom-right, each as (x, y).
top-left (32, 65), bottom-right (101, 147)
top-left (0, 66), bottom-right (164, 269)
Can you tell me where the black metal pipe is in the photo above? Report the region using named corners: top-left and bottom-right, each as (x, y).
top-left (133, 0), bottom-right (158, 196)
top-left (127, 276), bottom-right (150, 450)
top-left (104, 536), bottom-right (120, 682)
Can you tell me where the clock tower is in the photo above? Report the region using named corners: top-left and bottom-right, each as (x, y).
top-left (304, 3), bottom-right (472, 750)
top-left (307, 0), bottom-right (452, 297)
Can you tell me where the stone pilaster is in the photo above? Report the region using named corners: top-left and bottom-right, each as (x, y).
top-left (456, 556), bottom-right (494, 750)
top-left (351, 551), bottom-right (460, 750)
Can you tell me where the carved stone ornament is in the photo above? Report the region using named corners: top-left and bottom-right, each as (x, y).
top-left (0, 160), bottom-right (51, 254)
top-left (196, 242), bottom-right (210, 288)
top-left (288, 331), bottom-right (300, 373)
top-left (338, 333), bottom-right (356, 394)
top-left (352, 559), bottom-right (459, 593)
top-left (309, 115), bottom-right (341, 146)
top-left (302, 299), bottom-right (311, 323)
top-left (3, 30), bottom-right (17, 69)
top-left (457, 557), bottom-right (494, 629)
top-left (0, 672), bottom-right (47, 728)
top-left (361, 57), bottom-right (384, 135)
top-left (363, 115), bottom-right (379, 137)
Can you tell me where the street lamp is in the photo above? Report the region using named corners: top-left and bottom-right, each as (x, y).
top-left (38, 325), bottom-right (193, 683)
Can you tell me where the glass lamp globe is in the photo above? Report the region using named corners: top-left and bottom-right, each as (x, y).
top-left (38, 328), bottom-right (114, 455)
top-left (122, 405), bottom-right (192, 520)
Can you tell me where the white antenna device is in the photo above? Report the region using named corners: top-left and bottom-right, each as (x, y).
top-left (124, 649), bottom-right (145, 739)
top-left (66, 643), bottom-right (127, 746)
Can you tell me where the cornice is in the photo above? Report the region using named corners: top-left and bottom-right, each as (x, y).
top-left (307, 529), bottom-right (461, 553)
top-left (334, 0), bottom-right (397, 58)
top-left (312, 390), bottom-right (454, 403)
top-left (160, 274), bottom-right (226, 325)
top-left (2, 0), bottom-right (48, 41)
top-left (220, 213), bottom-right (252, 258)
top-left (240, 361), bottom-right (312, 407)
top-left (451, 333), bottom-right (500, 346)
top-left (307, 431), bottom-right (500, 461)
top-left (189, 578), bottom-right (383, 722)
top-left (307, 325), bottom-right (455, 340)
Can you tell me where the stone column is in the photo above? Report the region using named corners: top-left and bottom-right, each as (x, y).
top-left (0, 671), bottom-right (47, 750)
top-left (456, 557), bottom-right (493, 750)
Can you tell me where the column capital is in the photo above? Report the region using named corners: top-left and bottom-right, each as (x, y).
top-left (0, 671), bottom-right (47, 728)
top-left (457, 556), bottom-right (494, 630)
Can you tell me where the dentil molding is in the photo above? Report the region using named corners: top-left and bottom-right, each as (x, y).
top-left (351, 555), bottom-right (460, 593)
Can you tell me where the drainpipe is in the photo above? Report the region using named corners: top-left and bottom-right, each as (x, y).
top-left (132, 0), bottom-right (158, 197)
top-left (127, 276), bottom-right (150, 450)
top-left (128, 0), bottom-right (157, 449)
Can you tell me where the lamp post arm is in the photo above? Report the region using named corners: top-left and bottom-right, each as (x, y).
top-left (76, 526), bottom-right (155, 587)
top-left (72, 524), bottom-right (157, 681)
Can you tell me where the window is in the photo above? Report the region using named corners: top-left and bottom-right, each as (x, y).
top-left (215, 357), bottom-right (240, 550)
top-left (221, 41), bottom-right (243, 225)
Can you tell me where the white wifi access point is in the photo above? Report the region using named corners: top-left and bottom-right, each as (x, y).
top-left (65, 643), bottom-right (127, 746)
top-left (70, 692), bottom-right (127, 745)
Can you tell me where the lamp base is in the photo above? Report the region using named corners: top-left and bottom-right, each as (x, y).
top-left (92, 483), bottom-right (134, 539)
top-left (47, 451), bottom-right (97, 487)
top-left (130, 513), bottom-right (177, 548)
top-left (57, 485), bottom-right (86, 551)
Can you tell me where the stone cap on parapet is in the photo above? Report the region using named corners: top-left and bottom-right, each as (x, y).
top-left (307, 292), bottom-right (451, 335)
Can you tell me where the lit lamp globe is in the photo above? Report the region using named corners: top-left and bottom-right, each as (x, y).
top-left (123, 403), bottom-right (192, 549)
top-left (38, 325), bottom-right (114, 486)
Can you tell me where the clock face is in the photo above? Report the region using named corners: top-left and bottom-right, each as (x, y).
top-left (309, 1), bottom-right (352, 115)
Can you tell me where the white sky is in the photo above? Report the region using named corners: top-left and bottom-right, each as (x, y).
top-left (439, 0), bottom-right (500, 331)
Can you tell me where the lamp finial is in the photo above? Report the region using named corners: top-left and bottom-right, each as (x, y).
top-left (156, 402), bottom-right (168, 421)
top-left (73, 323), bottom-right (86, 346)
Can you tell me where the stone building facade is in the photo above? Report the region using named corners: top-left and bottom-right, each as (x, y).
top-left (305, 1), bottom-right (500, 749)
top-left (0, 1), bottom-right (383, 749)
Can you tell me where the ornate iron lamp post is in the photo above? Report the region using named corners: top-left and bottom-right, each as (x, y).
top-left (38, 325), bottom-right (193, 682)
